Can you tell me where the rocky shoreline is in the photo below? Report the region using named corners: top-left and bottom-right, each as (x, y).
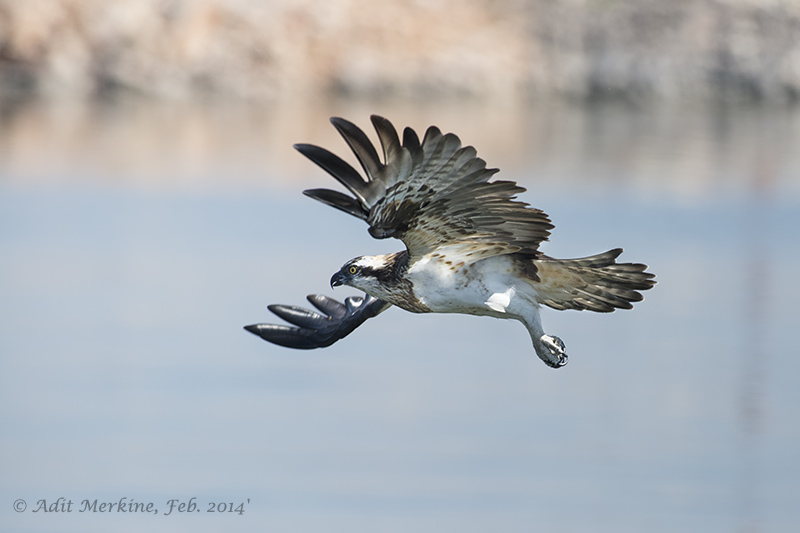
top-left (1, 0), bottom-right (799, 102)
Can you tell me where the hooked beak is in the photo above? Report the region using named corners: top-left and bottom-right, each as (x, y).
top-left (330, 271), bottom-right (345, 288)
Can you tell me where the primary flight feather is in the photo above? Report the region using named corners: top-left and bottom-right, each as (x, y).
top-left (245, 115), bottom-right (655, 368)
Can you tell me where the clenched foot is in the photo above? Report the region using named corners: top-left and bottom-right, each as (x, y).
top-left (540, 334), bottom-right (568, 368)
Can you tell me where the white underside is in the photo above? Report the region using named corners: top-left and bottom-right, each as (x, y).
top-left (407, 254), bottom-right (549, 351)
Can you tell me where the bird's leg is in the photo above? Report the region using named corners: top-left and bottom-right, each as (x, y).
top-left (522, 308), bottom-right (569, 368)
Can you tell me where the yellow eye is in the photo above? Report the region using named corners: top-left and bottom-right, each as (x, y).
top-left (348, 266), bottom-right (357, 274)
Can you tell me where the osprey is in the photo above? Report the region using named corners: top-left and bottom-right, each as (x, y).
top-left (245, 116), bottom-right (655, 368)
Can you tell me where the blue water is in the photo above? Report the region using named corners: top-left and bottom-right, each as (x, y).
top-left (1, 100), bottom-right (799, 532)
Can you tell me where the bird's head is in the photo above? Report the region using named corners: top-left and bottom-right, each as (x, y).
top-left (330, 255), bottom-right (393, 294)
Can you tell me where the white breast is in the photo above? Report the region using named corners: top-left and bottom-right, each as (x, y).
top-left (407, 254), bottom-right (540, 317)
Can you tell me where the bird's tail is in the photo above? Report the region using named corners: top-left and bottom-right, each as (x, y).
top-left (536, 248), bottom-right (656, 313)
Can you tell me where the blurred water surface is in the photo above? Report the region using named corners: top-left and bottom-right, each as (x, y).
top-left (1, 97), bottom-right (799, 533)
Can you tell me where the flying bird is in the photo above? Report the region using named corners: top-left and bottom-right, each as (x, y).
top-left (245, 115), bottom-right (655, 368)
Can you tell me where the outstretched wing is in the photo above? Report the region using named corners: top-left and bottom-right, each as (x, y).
top-left (298, 115), bottom-right (554, 263)
top-left (244, 294), bottom-right (391, 349)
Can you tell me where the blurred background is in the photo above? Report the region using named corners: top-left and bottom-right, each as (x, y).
top-left (1, 1), bottom-right (799, 532)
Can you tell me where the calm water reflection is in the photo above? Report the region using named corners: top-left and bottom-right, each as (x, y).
top-left (1, 98), bottom-right (798, 532)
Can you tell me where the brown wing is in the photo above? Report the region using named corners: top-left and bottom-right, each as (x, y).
top-left (297, 115), bottom-right (553, 263)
